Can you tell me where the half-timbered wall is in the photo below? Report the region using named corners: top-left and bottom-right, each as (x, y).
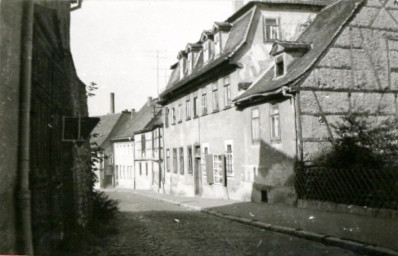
top-left (298, 0), bottom-right (398, 163)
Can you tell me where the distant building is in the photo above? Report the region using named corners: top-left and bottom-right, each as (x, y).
top-left (159, 0), bottom-right (328, 203)
top-left (91, 111), bottom-right (134, 188)
top-left (111, 97), bottom-right (162, 189)
top-left (133, 111), bottom-right (164, 191)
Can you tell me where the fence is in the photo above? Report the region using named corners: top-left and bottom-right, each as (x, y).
top-left (295, 167), bottom-right (398, 210)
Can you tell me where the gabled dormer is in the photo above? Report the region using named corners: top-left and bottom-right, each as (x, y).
top-left (212, 22), bottom-right (232, 57)
top-left (270, 40), bottom-right (311, 79)
top-left (200, 30), bottom-right (214, 64)
top-left (185, 43), bottom-right (202, 75)
top-left (177, 50), bottom-right (187, 79)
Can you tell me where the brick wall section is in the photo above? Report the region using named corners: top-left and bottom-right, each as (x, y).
top-left (298, 0), bottom-right (398, 163)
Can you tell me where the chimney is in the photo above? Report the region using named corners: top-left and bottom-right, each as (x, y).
top-left (110, 92), bottom-right (115, 114)
top-left (147, 96), bottom-right (153, 106)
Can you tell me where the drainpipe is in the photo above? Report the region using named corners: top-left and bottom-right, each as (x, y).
top-left (18, 0), bottom-right (34, 254)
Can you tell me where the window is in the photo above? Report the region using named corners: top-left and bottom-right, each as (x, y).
top-left (193, 93), bottom-right (199, 117)
top-left (203, 40), bottom-right (211, 63)
top-left (173, 148), bottom-right (177, 173)
top-left (226, 143), bottom-right (233, 176)
top-left (180, 58), bottom-right (186, 78)
top-left (202, 89), bottom-right (208, 115)
top-left (141, 134), bottom-right (146, 158)
top-left (187, 146), bottom-right (193, 174)
top-left (213, 155), bottom-right (225, 185)
top-left (146, 162), bottom-right (148, 176)
top-left (264, 18), bottom-right (279, 42)
top-left (212, 82), bottom-right (219, 111)
top-left (179, 147), bottom-right (184, 175)
top-left (252, 108), bottom-right (260, 142)
top-left (275, 55), bottom-right (284, 78)
top-left (214, 32), bottom-right (221, 56)
top-left (201, 144), bottom-right (209, 176)
top-left (166, 149), bottom-right (170, 172)
top-left (186, 95), bottom-right (191, 120)
top-left (223, 76), bottom-right (231, 108)
top-left (139, 162), bottom-right (142, 176)
top-left (271, 104), bottom-right (281, 141)
top-left (172, 108), bottom-right (176, 124)
top-left (178, 103), bottom-right (182, 122)
top-left (187, 52), bottom-right (194, 74)
top-left (165, 107), bottom-right (169, 128)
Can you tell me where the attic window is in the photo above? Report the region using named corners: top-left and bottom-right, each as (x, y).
top-left (264, 18), bottom-right (279, 42)
top-left (187, 52), bottom-right (194, 74)
top-left (214, 32), bottom-right (221, 56)
top-left (203, 40), bottom-right (211, 63)
top-left (179, 58), bottom-right (186, 78)
top-left (275, 55), bottom-right (284, 78)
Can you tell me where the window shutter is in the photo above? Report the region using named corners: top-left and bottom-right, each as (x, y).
top-left (221, 155), bottom-right (226, 186)
top-left (206, 154), bottom-right (214, 184)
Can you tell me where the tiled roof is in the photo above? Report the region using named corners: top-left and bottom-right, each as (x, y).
top-left (234, 0), bottom-right (363, 104)
top-left (160, 7), bottom-right (255, 101)
top-left (90, 113), bottom-right (122, 147)
top-left (135, 111), bottom-right (163, 134)
top-left (111, 100), bottom-right (161, 141)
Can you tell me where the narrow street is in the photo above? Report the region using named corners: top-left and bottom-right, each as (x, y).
top-left (83, 191), bottom-right (362, 256)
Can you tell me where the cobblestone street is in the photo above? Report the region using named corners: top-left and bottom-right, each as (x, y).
top-left (81, 191), bottom-right (364, 256)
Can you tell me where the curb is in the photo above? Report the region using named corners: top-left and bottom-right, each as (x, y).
top-left (135, 192), bottom-right (398, 256)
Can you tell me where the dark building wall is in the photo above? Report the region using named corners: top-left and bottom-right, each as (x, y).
top-left (0, 2), bottom-right (24, 254)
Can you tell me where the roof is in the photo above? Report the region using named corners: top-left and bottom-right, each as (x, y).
top-left (226, 0), bottom-right (334, 23)
top-left (234, 0), bottom-right (364, 104)
top-left (160, 7), bottom-right (255, 101)
top-left (270, 40), bottom-right (312, 56)
top-left (111, 100), bottom-right (161, 141)
top-left (135, 111), bottom-right (163, 135)
top-left (90, 113), bottom-right (122, 147)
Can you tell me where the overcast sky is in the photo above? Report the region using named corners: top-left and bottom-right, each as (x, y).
top-left (71, 0), bottom-right (240, 116)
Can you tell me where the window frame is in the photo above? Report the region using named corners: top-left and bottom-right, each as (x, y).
top-left (201, 88), bottom-right (208, 115)
top-left (193, 93), bottom-right (199, 118)
top-left (270, 104), bottom-right (281, 142)
top-left (171, 107), bottom-right (176, 125)
top-left (263, 17), bottom-right (280, 42)
top-left (186, 95), bottom-right (191, 120)
top-left (179, 147), bottom-right (184, 175)
top-left (165, 107), bottom-right (169, 128)
top-left (223, 76), bottom-right (232, 108)
top-left (187, 145), bottom-right (193, 175)
top-left (225, 141), bottom-right (233, 177)
top-left (178, 103), bottom-right (182, 123)
top-left (166, 149), bottom-right (170, 173)
top-left (251, 108), bottom-right (260, 143)
top-left (214, 32), bottom-right (221, 56)
top-left (212, 82), bottom-right (219, 112)
top-left (173, 148), bottom-right (177, 173)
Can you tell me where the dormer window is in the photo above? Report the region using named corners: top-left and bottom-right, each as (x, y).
top-left (214, 32), bottom-right (221, 56)
top-left (180, 58), bottom-right (186, 78)
top-left (187, 51), bottom-right (194, 74)
top-left (177, 51), bottom-right (187, 79)
top-left (264, 18), bottom-right (279, 42)
top-left (203, 40), bottom-right (211, 63)
top-left (275, 54), bottom-right (285, 78)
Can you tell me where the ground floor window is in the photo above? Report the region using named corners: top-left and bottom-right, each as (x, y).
top-left (226, 143), bottom-right (233, 176)
top-left (173, 148), bottom-right (177, 173)
top-left (213, 155), bottom-right (225, 185)
top-left (166, 149), bottom-right (170, 172)
top-left (179, 147), bottom-right (184, 175)
top-left (187, 146), bottom-right (193, 174)
top-left (139, 162), bottom-right (142, 176)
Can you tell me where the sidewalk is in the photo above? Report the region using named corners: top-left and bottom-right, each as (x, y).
top-left (131, 189), bottom-right (398, 256)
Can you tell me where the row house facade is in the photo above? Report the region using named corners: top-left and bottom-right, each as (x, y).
top-left (159, 0), bottom-right (331, 203)
top-left (111, 97), bottom-right (162, 189)
top-left (134, 111), bottom-right (164, 191)
top-left (160, 0), bottom-right (398, 205)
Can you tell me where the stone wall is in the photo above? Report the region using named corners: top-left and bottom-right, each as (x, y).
top-left (298, 0), bottom-right (398, 163)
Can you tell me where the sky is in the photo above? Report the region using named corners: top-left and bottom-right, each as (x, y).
top-left (71, 0), bottom-right (241, 116)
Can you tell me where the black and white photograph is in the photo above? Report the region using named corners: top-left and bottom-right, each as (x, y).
top-left (0, 0), bottom-right (398, 255)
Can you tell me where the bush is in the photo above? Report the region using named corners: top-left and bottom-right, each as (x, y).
top-left (90, 190), bottom-right (119, 225)
top-left (315, 112), bottom-right (398, 169)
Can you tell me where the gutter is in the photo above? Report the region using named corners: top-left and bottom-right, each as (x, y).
top-left (18, 0), bottom-right (34, 254)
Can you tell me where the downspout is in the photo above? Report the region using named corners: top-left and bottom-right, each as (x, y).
top-left (18, 0), bottom-right (34, 254)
